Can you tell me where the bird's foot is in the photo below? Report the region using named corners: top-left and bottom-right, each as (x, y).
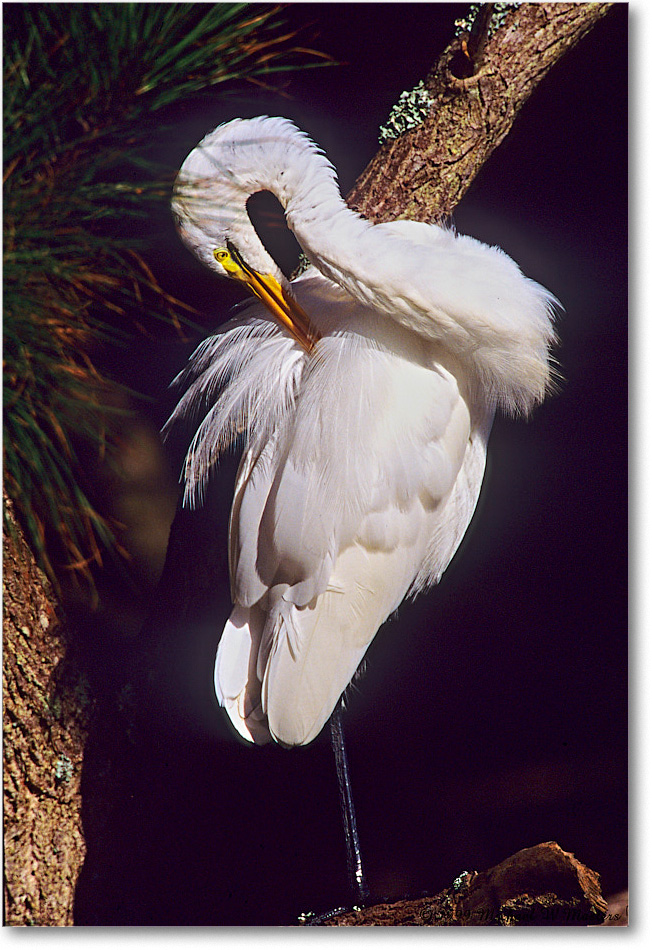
top-left (299, 903), bottom-right (367, 926)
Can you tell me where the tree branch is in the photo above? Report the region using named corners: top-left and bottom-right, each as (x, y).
top-left (309, 841), bottom-right (609, 926)
top-left (347, 2), bottom-right (613, 222)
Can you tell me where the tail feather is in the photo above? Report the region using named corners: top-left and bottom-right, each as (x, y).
top-left (214, 605), bottom-right (272, 744)
top-left (215, 537), bottom-right (427, 747)
top-left (262, 540), bottom-right (418, 746)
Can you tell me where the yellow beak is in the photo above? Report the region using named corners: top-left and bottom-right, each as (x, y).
top-left (216, 244), bottom-right (319, 353)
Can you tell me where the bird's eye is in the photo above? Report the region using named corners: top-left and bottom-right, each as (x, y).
top-left (214, 248), bottom-right (230, 263)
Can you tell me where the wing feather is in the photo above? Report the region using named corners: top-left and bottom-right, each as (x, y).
top-left (168, 276), bottom-right (494, 747)
top-left (218, 305), bottom-right (489, 745)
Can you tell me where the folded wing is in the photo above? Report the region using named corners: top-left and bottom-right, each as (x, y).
top-left (215, 306), bottom-right (490, 745)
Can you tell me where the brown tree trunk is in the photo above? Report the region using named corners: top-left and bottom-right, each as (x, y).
top-left (3, 494), bottom-right (92, 925)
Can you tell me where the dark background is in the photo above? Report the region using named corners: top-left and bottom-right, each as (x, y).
top-left (71, 3), bottom-right (627, 925)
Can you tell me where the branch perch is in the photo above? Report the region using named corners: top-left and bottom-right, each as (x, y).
top-left (348, 2), bottom-right (613, 222)
top-left (308, 842), bottom-right (609, 926)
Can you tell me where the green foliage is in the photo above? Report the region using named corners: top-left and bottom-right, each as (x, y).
top-left (3, 2), bottom-right (328, 589)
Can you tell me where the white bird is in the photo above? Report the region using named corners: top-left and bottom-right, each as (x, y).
top-left (166, 115), bottom-right (557, 750)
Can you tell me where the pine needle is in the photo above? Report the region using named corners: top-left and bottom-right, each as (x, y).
top-left (3, 3), bottom-right (331, 592)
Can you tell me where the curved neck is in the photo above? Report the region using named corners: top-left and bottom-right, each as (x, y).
top-left (219, 118), bottom-right (367, 290)
top-left (178, 117), bottom-right (555, 417)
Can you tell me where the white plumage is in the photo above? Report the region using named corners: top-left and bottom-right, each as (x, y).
top-left (166, 116), bottom-right (557, 748)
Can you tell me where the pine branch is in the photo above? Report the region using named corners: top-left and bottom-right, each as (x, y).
top-left (3, 3), bottom-right (329, 590)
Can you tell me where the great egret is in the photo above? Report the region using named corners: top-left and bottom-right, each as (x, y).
top-left (165, 119), bottom-right (556, 877)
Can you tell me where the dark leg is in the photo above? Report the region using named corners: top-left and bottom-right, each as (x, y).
top-left (330, 701), bottom-right (370, 906)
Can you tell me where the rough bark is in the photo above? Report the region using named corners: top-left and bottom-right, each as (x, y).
top-left (3, 493), bottom-right (92, 926)
top-left (306, 842), bottom-right (609, 926)
top-left (348, 2), bottom-right (613, 223)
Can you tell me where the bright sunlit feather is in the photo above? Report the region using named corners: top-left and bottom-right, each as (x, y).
top-left (165, 116), bottom-right (557, 747)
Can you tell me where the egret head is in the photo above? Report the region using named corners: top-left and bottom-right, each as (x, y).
top-left (172, 128), bottom-right (318, 351)
top-left (172, 163), bottom-right (279, 281)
